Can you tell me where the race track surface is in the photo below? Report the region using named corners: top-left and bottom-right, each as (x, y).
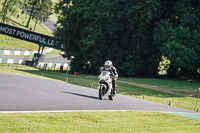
top-left (0, 73), bottom-right (199, 114)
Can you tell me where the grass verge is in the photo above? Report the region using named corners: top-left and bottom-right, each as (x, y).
top-left (0, 65), bottom-right (38, 75)
top-left (0, 34), bottom-right (40, 51)
top-left (0, 111), bottom-right (200, 133)
top-left (0, 64), bottom-right (37, 69)
top-left (119, 77), bottom-right (200, 90)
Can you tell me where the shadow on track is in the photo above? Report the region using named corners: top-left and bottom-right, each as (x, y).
top-left (62, 91), bottom-right (99, 100)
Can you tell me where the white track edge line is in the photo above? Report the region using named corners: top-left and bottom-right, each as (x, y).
top-left (0, 110), bottom-right (199, 114)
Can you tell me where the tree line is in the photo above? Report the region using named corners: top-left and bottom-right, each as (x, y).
top-left (54, 0), bottom-right (200, 78)
top-left (0, 0), bottom-right (53, 31)
top-left (1, 0), bottom-right (200, 78)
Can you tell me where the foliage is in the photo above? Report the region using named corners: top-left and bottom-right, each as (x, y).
top-left (154, 0), bottom-right (200, 77)
top-left (54, 0), bottom-right (162, 76)
top-left (33, 0), bottom-right (53, 31)
top-left (158, 56), bottom-right (170, 75)
top-left (23, 0), bottom-right (37, 27)
top-left (22, 0), bottom-right (53, 28)
top-left (55, 0), bottom-right (200, 78)
top-left (0, 0), bottom-right (18, 23)
top-left (37, 0), bottom-right (53, 22)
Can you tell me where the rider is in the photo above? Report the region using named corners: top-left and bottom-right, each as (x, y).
top-left (102, 60), bottom-right (118, 94)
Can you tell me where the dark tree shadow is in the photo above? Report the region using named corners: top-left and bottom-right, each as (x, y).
top-left (10, 19), bottom-right (27, 29)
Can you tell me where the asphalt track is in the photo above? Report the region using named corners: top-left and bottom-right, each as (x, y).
top-left (0, 73), bottom-right (200, 118)
top-left (43, 19), bottom-right (58, 32)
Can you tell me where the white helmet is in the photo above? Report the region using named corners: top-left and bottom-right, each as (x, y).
top-left (104, 60), bottom-right (112, 70)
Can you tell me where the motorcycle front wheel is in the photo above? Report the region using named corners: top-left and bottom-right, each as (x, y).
top-left (99, 85), bottom-right (105, 100)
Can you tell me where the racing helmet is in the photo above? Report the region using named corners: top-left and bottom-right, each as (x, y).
top-left (104, 60), bottom-right (112, 70)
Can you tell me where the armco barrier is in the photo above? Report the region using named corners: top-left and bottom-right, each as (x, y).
top-left (0, 48), bottom-right (54, 55)
top-left (37, 62), bottom-right (68, 70)
top-left (0, 58), bottom-right (25, 64)
top-left (0, 57), bottom-right (68, 70)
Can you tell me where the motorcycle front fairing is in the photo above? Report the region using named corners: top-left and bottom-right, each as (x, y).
top-left (98, 71), bottom-right (112, 94)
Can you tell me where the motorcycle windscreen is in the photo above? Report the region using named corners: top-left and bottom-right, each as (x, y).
top-left (101, 71), bottom-right (109, 76)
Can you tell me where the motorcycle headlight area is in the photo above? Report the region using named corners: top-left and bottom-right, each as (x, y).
top-left (100, 79), bottom-right (105, 82)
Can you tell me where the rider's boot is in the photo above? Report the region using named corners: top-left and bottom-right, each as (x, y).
top-left (112, 81), bottom-right (117, 94)
top-left (113, 88), bottom-right (116, 94)
top-left (113, 85), bottom-right (116, 94)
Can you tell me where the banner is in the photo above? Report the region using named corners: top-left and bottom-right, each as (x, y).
top-left (0, 22), bottom-right (63, 50)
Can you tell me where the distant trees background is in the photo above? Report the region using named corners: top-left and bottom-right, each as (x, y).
top-left (1, 0), bottom-right (199, 78)
top-left (0, 0), bottom-right (53, 30)
top-left (23, 0), bottom-right (53, 28)
top-left (0, 0), bottom-right (18, 23)
top-left (154, 0), bottom-right (200, 78)
top-left (54, 0), bottom-right (200, 78)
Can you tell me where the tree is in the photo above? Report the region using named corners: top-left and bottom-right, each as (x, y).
top-left (0, 0), bottom-right (18, 23)
top-left (154, 0), bottom-right (200, 77)
top-left (24, 0), bottom-right (52, 28)
top-left (54, 0), bottom-right (86, 73)
top-left (23, 0), bottom-right (37, 28)
top-left (33, 0), bottom-right (53, 31)
top-left (54, 0), bottom-right (164, 76)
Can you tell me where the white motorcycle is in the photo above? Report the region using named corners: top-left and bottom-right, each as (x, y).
top-left (98, 71), bottom-right (116, 100)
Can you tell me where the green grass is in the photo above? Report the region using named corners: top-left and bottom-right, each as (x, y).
top-left (0, 66), bottom-right (38, 75)
top-left (44, 49), bottom-right (61, 57)
top-left (118, 82), bottom-right (199, 110)
top-left (49, 0), bottom-right (60, 23)
top-left (0, 54), bottom-right (32, 57)
top-left (0, 64), bottom-right (38, 69)
top-left (49, 12), bottom-right (59, 24)
top-left (119, 77), bottom-right (200, 90)
top-left (0, 111), bottom-right (199, 133)
top-left (0, 34), bottom-right (39, 51)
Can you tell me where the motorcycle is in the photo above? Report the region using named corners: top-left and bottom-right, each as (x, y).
top-left (98, 71), bottom-right (116, 100)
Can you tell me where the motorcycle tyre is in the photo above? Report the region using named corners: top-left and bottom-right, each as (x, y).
top-left (99, 85), bottom-right (104, 100)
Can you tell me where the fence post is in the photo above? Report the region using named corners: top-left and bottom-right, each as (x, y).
top-left (91, 82), bottom-right (93, 88)
top-left (168, 101), bottom-right (171, 106)
top-left (66, 77), bottom-right (68, 82)
top-left (194, 88), bottom-right (200, 111)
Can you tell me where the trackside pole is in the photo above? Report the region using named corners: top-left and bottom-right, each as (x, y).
top-left (64, 56), bottom-right (74, 82)
top-left (41, 45), bottom-right (45, 55)
top-left (194, 88), bottom-right (200, 111)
